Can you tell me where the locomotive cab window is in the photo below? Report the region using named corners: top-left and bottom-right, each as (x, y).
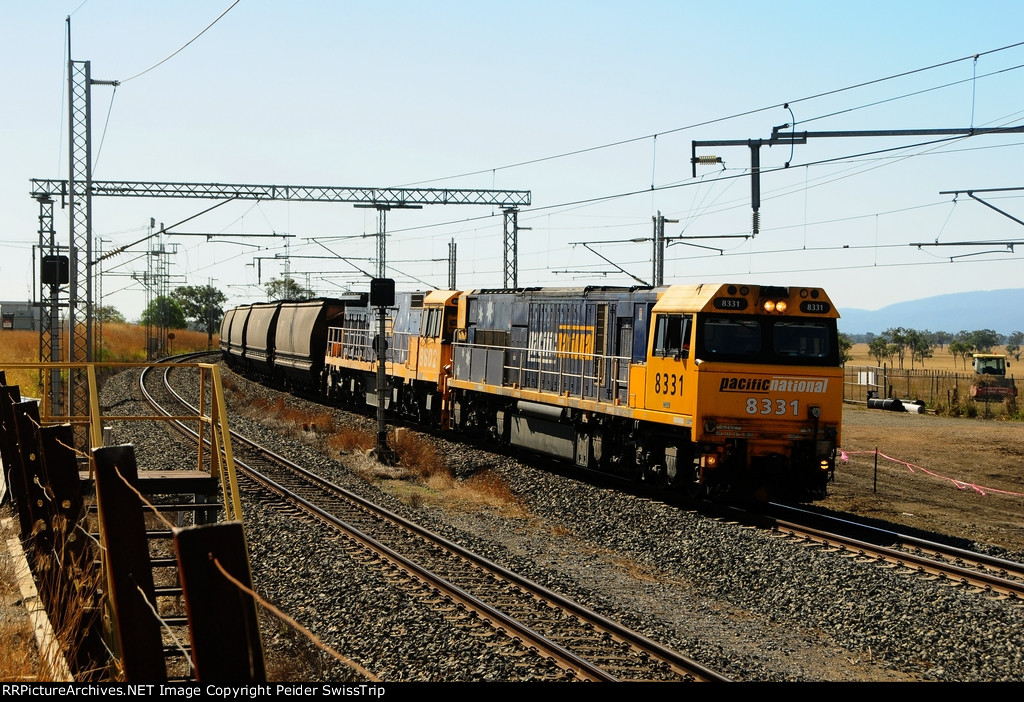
top-left (421, 307), bottom-right (443, 338)
top-left (772, 320), bottom-right (832, 358)
top-left (653, 314), bottom-right (692, 359)
top-left (702, 317), bottom-right (761, 356)
top-left (444, 308), bottom-right (457, 340)
top-left (697, 315), bottom-right (839, 365)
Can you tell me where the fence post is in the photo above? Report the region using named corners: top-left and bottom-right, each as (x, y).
top-left (1, 391), bottom-right (30, 533)
top-left (174, 521), bottom-right (266, 682)
top-left (31, 422), bottom-right (107, 677)
top-left (873, 447), bottom-right (878, 494)
top-left (12, 400), bottom-right (49, 548)
top-left (0, 378), bottom-right (21, 506)
top-left (93, 444), bottom-right (168, 682)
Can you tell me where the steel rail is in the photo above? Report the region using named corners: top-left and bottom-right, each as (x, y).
top-left (761, 505), bottom-right (1024, 601)
top-left (143, 359), bottom-right (729, 682)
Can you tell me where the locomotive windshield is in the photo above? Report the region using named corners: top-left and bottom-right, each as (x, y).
top-left (696, 315), bottom-right (838, 366)
top-left (772, 320), bottom-right (832, 358)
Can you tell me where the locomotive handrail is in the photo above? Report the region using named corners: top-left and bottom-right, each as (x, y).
top-left (326, 325), bottom-right (411, 365)
top-left (451, 341), bottom-right (631, 403)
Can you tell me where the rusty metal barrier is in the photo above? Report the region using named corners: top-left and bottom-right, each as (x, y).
top-left (0, 363), bottom-right (258, 681)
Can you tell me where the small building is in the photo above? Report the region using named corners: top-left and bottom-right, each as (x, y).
top-left (0, 301), bottom-right (41, 331)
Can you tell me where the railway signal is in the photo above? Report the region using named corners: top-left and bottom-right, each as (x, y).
top-left (370, 278), bottom-right (398, 465)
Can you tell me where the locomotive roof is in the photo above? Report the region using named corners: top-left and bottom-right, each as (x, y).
top-left (654, 283), bottom-right (838, 316)
top-left (465, 285), bottom-right (653, 297)
top-left (423, 290), bottom-right (460, 305)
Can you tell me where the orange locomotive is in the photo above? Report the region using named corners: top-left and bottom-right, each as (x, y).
top-left (224, 283), bottom-right (842, 501)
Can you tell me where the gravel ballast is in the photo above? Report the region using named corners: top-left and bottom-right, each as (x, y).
top-left (97, 366), bottom-right (1024, 683)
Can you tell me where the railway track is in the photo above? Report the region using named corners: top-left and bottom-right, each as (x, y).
top-left (760, 503), bottom-right (1024, 602)
top-left (140, 358), bottom-right (729, 682)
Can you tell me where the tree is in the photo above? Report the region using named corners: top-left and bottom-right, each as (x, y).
top-left (1006, 331), bottom-right (1024, 362)
top-left (96, 305), bottom-right (126, 324)
top-left (139, 296), bottom-right (187, 329)
top-left (265, 277), bottom-right (314, 301)
top-left (906, 329), bottom-right (933, 368)
top-left (172, 284), bottom-right (228, 346)
top-left (969, 329), bottom-right (1000, 354)
top-left (948, 339), bottom-right (972, 370)
top-left (868, 337), bottom-right (895, 366)
top-left (837, 332), bottom-right (853, 365)
top-left (882, 327), bottom-right (910, 368)
top-left (930, 330), bottom-right (953, 351)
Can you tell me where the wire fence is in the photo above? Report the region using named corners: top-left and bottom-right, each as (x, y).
top-left (844, 364), bottom-right (1021, 417)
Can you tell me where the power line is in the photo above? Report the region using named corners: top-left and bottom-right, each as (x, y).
top-left (399, 41), bottom-right (1024, 187)
top-left (302, 135), bottom-right (1024, 250)
top-left (119, 1), bottom-right (241, 83)
top-left (799, 62), bottom-right (1024, 127)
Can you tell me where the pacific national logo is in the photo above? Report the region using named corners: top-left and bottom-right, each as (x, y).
top-left (719, 376), bottom-right (829, 393)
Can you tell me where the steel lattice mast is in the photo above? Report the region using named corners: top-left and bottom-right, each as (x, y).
top-left (31, 175), bottom-right (530, 441)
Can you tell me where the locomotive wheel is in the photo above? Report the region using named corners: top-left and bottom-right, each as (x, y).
top-left (651, 465), bottom-right (669, 489)
top-left (682, 464), bottom-right (705, 499)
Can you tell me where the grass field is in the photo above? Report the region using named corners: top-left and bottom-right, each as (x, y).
top-left (0, 324), bottom-right (216, 397)
top-left (846, 342), bottom-right (1018, 372)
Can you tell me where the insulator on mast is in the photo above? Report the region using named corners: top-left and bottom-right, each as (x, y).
top-left (694, 155), bottom-right (722, 166)
top-left (752, 210), bottom-right (760, 236)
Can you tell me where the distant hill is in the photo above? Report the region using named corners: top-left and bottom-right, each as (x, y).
top-left (838, 289), bottom-right (1024, 336)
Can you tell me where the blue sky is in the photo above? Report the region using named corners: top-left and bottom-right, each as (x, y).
top-left (2, 1), bottom-right (1023, 323)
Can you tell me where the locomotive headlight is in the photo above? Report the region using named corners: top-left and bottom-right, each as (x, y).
top-left (776, 300), bottom-right (788, 313)
top-left (763, 300), bottom-right (776, 312)
top-left (703, 418), bottom-right (717, 433)
top-left (809, 406), bottom-right (821, 419)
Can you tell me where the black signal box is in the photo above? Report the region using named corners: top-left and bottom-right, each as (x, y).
top-left (370, 278), bottom-right (395, 307)
top-left (42, 255), bottom-right (70, 285)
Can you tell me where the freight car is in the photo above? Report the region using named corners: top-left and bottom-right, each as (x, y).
top-left (219, 295), bottom-right (368, 389)
top-left (224, 283), bottom-right (842, 500)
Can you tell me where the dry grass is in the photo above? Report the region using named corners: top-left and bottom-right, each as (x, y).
top-left (1, 513), bottom-right (39, 682)
top-left (0, 329), bottom-right (48, 396)
top-left (2, 504), bottom-right (107, 683)
top-left (847, 343), bottom-right (1015, 371)
top-left (225, 385), bottom-right (527, 517)
top-left (0, 325), bottom-right (217, 397)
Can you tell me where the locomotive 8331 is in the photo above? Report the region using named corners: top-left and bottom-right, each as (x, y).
top-left (222, 283), bottom-right (842, 501)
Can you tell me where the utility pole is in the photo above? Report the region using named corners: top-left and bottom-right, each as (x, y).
top-left (651, 211), bottom-right (678, 287)
top-left (37, 199), bottom-right (67, 416)
top-left (692, 124), bottom-right (1024, 238)
top-left (448, 238), bottom-right (457, 290)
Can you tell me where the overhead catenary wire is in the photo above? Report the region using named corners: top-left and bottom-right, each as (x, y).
top-left (117, 1), bottom-right (241, 84)
top-left (58, 25), bottom-right (1024, 304)
top-left (398, 41), bottom-right (1024, 187)
top-left (301, 130), bottom-right (1024, 252)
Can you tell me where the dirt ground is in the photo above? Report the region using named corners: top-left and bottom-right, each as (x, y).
top-left (820, 404), bottom-right (1024, 556)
